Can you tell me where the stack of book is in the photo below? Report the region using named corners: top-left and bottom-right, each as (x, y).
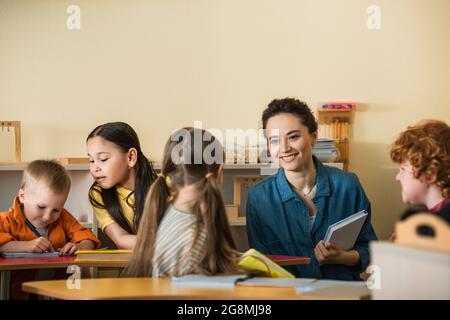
top-left (75, 249), bottom-right (132, 262)
top-left (312, 138), bottom-right (339, 162)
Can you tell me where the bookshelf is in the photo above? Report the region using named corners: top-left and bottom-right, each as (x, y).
top-left (0, 162), bottom-right (342, 251)
top-left (316, 109), bottom-right (354, 171)
top-left (0, 162), bottom-right (343, 220)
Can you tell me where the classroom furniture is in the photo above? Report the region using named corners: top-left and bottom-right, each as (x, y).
top-left (299, 284), bottom-right (371, 300)
top-left (57, 157), bottom-right (90, 164)
top-left (317, 108), bottom-right (354, 171)
top-left (233, 176), bottom-right (262, 219)
top-left (21, 277), bottom-right (370, 300)
top-left (371, 213), bottom-right (450, 299)
top-left (0, 251), bottom-right (310, 300)
top-left (0, 162), bottom-right (344, 225)
top-left (0, 121), bottom-right (21, 164)
top-left (0, 162), bottom-right (344, 253)
top-left (0, 256), bottom-right (127, 300)
top-left (23, 277), bottom-right (299, 300)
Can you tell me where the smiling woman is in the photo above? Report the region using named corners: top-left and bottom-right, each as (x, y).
top-left (86, 122), bottom-right (158, 250)
top-left (246, 98), bottom-right (378, 281)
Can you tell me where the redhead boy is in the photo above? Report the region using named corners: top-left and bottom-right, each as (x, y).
top-left (389, 120), bottom-right (450, 239)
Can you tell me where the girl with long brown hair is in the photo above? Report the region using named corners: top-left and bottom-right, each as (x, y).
top-left (124, 127), bottom-right (239, 277)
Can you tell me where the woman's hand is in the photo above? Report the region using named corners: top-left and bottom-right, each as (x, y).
top-left (314, 240), bottom-right (360, 266)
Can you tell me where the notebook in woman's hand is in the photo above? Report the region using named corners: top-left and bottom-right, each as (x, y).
top-left (323, 210), bottom-right (368, 250)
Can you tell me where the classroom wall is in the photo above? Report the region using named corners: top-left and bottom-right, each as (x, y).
top-left (1, 0), bottom-right (449, 239)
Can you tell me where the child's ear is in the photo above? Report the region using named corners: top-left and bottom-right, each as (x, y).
top-left (18, 188), bottom-right (26, 203)
top-left (423, 171), bottom-right (438, 185)
top-left (127, 148), bottom-right (138, 168)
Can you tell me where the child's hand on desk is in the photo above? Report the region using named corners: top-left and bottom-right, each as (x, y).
top-left (27, 237), bottom-right (55, 253)
top-left (57, 242), bottom-right (78, 256)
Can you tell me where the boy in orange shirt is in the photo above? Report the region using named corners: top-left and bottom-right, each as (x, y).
top-left (0, 159), bottom-right (100, 298)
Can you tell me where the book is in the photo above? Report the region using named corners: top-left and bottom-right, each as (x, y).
top-left (238, 248), bottom-right (295, 278)
top-left (266, 254), bottom-right (311, 266)
top-left (296, 279), bottom-right (370, 300)
top-left (237, 277), bottom-right (316, 288)
top-left (296, 279), bottom-right (368, 293)
top-left (0, 252), bottom-right (60, 258)
top-left (323, 210), bottom-right (368, 250)
top-left (75, 249), bottom-right (132, 262)
top-left (171, 274), bottom-right (252, 288)
top-left (313, 138), bottom-right (340, 162)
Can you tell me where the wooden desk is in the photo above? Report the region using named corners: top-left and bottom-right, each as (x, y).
top-left (22, 277), bottom-right (371, 300)
top-left (0, 256), bottom-right (127, 271)
top-left (0, 254), bottom-right (310, 300)
top-left (0, 256), bottom-right (127, 300)
top-left (22, 277), bottom-right (300, 300)
top-left (299, 285), bottom-right (371, 300)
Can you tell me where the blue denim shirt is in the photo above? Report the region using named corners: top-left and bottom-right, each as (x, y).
top-left (246, 157), bottom-right (378, 280)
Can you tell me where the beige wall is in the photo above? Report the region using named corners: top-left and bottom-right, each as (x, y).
top-left (1, 0), bottom-right (449, 239)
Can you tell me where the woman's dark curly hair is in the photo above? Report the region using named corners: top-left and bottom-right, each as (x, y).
top-left (262, 98), bottom-right (318, 134)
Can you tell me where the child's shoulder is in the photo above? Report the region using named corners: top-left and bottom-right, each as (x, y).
top-left (0, 207), bottom-right (15, 223)
top-left (0, 200), bottom-right (21, 224)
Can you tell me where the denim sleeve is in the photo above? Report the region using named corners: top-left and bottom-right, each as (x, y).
top-left (246, 190), bottom-right (258, 249)
top-left (351, 174), bottom-right (378, 278)
top-left (245, 190), bottom-right (270, 252)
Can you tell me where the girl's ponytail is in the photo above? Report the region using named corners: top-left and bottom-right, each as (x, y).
top-left (123, 173), bottom-right (169, 277)
top-left (197, 172), bottom-right (239, 275)
top-left (125, 127), bottom-right (238, 277)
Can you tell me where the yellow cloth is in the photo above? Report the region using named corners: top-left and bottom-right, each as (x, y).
top-left (92, 185), bottom-right (135, 232)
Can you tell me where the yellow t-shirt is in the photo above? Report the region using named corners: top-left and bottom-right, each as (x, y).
top-left (91, 185), bottom-right (135, 233)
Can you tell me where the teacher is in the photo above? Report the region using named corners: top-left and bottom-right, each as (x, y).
top-left (246, 98), bottom-right (377, 280)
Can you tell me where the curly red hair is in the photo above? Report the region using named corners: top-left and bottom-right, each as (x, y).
top-left (390, 120), bottom-right (450, 198)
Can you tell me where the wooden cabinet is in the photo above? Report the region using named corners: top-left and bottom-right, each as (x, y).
top-left (317, 109), bottom-right (353, 171)
top-left (0, 162), bottom-right (343, 252)
top-left (0, 121), bottom-right (21, 164)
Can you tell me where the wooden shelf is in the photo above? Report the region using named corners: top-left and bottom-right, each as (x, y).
top-left (153, 163), bottom-right (276, 170)
top-left (0, 163), bottom-right (91, 171)
top-left (0, 162), bottom-right (343, 172)
top-left (317, 107), bottom-right (355, 171)
top-left (0, 120), bottom-right (21, 163)
top-left (317, 108), bottom-right (353, 112)
top-left (229, 217), bottom-right (246, 226)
